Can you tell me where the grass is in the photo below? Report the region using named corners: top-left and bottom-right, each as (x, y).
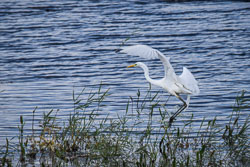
top-left (0, 85), bottom-right (249, 167)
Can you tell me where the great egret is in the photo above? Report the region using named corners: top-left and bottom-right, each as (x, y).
top-left (120, 44), bottom-right (200, 126)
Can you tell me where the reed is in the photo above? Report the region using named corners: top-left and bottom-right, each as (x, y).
top-left (0, 85), bottom-right (249, 166)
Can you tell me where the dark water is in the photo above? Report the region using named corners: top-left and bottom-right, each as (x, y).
top-left (0, 0), bottom-right (250, 143)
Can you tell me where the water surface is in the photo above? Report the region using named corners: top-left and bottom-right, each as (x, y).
top-left (0, 0), bottom-right (250, 142)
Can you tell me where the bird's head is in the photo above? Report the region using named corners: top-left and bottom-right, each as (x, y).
top-left (127, 62), bottom-right (143, 68)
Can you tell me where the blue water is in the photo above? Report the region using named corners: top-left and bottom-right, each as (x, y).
top-left (0, 0), bottom-right (249, 143)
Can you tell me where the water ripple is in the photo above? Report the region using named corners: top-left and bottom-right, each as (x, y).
top-left (0, 0), bottom-right (249, 142)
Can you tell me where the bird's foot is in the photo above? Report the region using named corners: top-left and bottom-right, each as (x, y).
top-left (168, 117), bottom-right (175, 128)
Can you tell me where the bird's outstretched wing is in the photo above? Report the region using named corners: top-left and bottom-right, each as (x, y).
top-left (121, 45), bottom-right (158, 59)
top-left (178, 67), bottom-right (200, 95)
top-left (121, 44), bottom-right (177, 80)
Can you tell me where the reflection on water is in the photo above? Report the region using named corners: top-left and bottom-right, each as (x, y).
top-left (0, 0), bottom-right (250, 142)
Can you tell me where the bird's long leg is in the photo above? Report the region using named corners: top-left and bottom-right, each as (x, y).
top-left (169, 95), bottom-right (187, 126)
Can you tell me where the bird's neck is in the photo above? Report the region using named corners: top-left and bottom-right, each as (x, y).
top-left (139, 63), bottom-right (161, 87)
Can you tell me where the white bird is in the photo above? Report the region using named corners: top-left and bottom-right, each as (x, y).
top-left (120, 44), bottom-right (200, 126)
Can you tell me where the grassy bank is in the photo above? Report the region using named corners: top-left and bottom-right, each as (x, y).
top-left (0, 86), bottom-right (249, 166)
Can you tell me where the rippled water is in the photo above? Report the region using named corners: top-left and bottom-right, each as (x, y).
top-left (0, 0), bottom-right (250, 142)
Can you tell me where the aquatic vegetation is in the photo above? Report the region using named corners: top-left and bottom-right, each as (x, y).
top-left (0, 86), bottom-right (249, 166)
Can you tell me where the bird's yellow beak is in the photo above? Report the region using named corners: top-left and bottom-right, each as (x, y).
top-left (127, 64), bottom-right (136, 68)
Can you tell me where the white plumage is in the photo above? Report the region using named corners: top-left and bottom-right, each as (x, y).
top-left (121, 44), bottom-right (200, 126)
